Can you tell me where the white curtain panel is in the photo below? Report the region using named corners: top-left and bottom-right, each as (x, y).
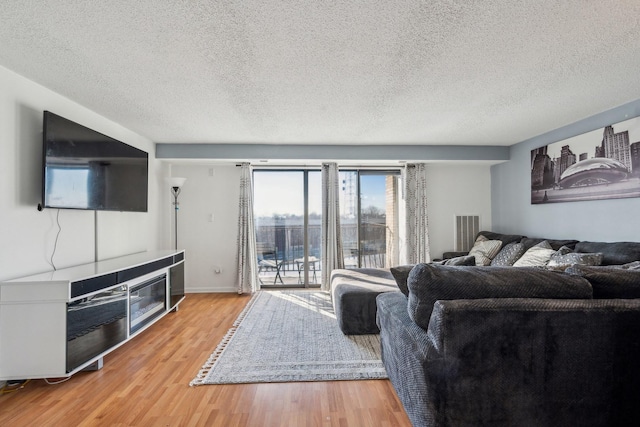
top-left (404, 163), bottom-right (431, 264)
top-left (321, 162), bottom-right (345, 291)
top-left (236, 163), bottom-right (260, 294)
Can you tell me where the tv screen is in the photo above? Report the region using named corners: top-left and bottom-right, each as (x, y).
top-left (42, 111), bottom-right (149, 212)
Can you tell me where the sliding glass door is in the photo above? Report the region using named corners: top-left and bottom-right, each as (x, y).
top-left (253, 170), bottom-right (321, 287)
top-left (253, 168), bottom-right (399, 286)
top-left (340, 170), bottom-right (399, 269)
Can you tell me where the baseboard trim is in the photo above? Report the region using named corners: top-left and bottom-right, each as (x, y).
top-left (186, 286), bottom-right (237, 293)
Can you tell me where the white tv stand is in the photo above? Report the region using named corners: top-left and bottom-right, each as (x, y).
top-left (0, 250), bottom-right (185, 381)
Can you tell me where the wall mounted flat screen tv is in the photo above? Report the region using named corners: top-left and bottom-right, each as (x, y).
top-left (42, 111), bottom-right (149, 212)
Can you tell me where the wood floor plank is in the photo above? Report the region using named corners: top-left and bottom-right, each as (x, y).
top-left (0, 293), bottom-right (410, 426)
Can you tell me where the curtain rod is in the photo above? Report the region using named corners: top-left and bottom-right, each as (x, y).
top-left (237, 164), bottom-right (404, 170)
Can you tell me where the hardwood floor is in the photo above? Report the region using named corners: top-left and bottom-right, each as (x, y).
top-left (0, 293), bottom-right (411, 426)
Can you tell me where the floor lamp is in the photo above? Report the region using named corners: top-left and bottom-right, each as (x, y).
top-left (167, 177), bottom-right (187, 250)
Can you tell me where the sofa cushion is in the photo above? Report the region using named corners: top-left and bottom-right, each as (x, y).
top-left (331, 268), bottom-right (398, 334)
top-left (513, 240), bottom-right (555, 267)
top-left (406, 263), bottom-right (593, 331)
top-left (432, 255), bottom-right (477, 267)
top-left (574, 241), bottom-right (640, 266)
top-left (443, 255), bottom-right (476, 266)
top-left (392, 257), bottom-right (477, 296)
top-left (565, 265), bottom-right (640, 298)
top-left (468, 235), bottom-right (502, 266)
top-left (491, 242), bottom-right (526, 266)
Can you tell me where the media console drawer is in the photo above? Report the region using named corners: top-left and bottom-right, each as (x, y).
top-left (71, 273), bottom-right (118, 298)
top-left (117, 256), bottom-right (174, 283)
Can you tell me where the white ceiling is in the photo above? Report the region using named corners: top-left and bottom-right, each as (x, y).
top-left (1, 1), bottom-right (639, 146)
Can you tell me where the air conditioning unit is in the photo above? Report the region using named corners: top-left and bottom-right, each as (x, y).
top-left (454, 215), bottom-right (480, 252)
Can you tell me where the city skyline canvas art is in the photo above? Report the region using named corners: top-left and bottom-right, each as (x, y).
top-left (531, 115), bottom-right (640, 204)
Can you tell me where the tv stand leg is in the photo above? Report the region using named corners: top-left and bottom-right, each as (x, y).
top-left (82, 358), bottom-right (104, 371)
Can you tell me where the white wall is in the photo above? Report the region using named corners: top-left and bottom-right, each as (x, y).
top-left (492, 99), bottom-right (640, 242)
top-left (170, 164), bottom-right (241, 293)
top-left (0, 66), bottom-right (167, 281)
top-left (171, 162), bottom-right (492, 292)
top-left (426, 163), bottom-right (493, 258)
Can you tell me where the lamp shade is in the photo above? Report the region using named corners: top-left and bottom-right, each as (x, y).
top-left (166, 177), bottom-right (187, 188)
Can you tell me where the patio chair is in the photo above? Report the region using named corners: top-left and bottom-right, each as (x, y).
top-left (257, 243), bottom-right (284, 285)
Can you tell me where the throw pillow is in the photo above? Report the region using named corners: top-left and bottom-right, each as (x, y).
top-left (513, 240), bottom-right (555, 267)
top-left (567, 261), bottom-right (640, 270)
top-left (490, 242), bottom-right (526, 266)
top-left (543, 245), bottom-right (577, 271)
top-left (468, 235), bottom-right (503, 266)
top-left (547, 251), bottom-right (603, 271)
top-left (390, 265), bottom-right (414, 296)
top-left (554, 245), bottom-right (574, 257)
top-left (406, 263), bottom-right (593, 331)
top-left (574, 241), bottom-right (640, 265)
top-left (521, 238), bottom-right (579, 251)
top-left (476, 231), bottom-right (526, 246)
top-left (621, 261), bottom-right (640, 270)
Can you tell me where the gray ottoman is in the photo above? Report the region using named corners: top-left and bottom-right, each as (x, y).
top-left (330, 268), bottom-right (399, 334)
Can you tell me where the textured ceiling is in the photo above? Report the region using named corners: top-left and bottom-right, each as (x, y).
top-left (1, 1), bottom-right (639, 146)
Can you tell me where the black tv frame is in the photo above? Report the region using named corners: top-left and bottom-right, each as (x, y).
top-left (41, 111), bottom-right (149, 212)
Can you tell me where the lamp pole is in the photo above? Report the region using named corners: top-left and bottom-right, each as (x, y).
top-left (171, 186), bottom-right (181, 250)
top-left (167, 177), bottom-right (186, 251)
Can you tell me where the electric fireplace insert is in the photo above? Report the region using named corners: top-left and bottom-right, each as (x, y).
top-left (129, 275), bottom-right (167, 334)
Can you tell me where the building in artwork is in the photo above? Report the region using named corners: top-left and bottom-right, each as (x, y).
top-left (531, 146), bottom-right (547, 169)
top-left (602, 125), bottom-right (632, 172)
top-left (631, 141), bottom-right (640, 176)
top-left (553, 157), bottom-right (562, 184)
top-left (531, 146), bottom-right (554, 189)
top-left (559, 145), bottom-right (577, 177)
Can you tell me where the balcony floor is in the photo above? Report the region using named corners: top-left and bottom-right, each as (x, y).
top-left (258, 254), bottom-right (386, 287)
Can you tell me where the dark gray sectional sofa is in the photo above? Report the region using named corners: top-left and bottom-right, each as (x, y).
top-left (330, 232), bottom-right (640, 426)
top-left (373, 236), bottom-right (640, 427)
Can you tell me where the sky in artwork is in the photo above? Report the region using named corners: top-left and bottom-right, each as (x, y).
top-left (544, 116), bottom-right (640, 160)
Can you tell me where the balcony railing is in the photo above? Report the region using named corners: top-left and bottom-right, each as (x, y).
top-left (255, 221), bottom-right (388, 286)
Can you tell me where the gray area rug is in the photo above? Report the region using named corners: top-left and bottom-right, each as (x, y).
top-left (190, 290), bottom-right (387, 385)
